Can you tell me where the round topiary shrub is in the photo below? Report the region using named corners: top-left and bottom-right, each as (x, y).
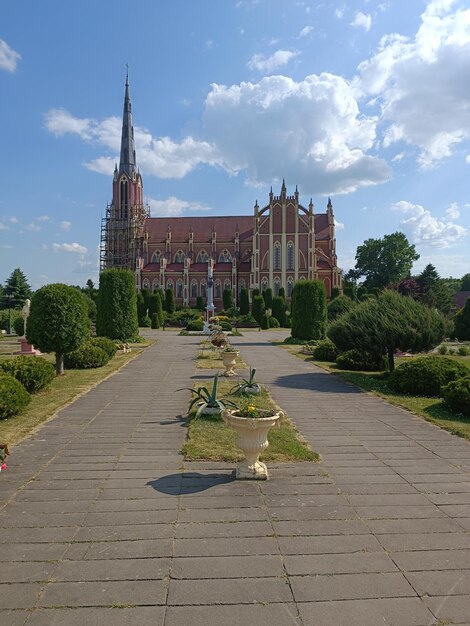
top-left (90, 337), bottom-right (117, 360)
top-left (0, 356), bottom-right (55, 393)
top-left (0, 372), bottom-right (31, 418)
top-left (64, 343), bottom-right (109, 369)
top-left (388, 356), bottom-right (469, 397)
top-left (441, 376), bottom-right (470, 416)
top-left (218, 320), bottom-right (232, 332)
top-left (313, 339), bottom-right (338, 362)
top-left (268, 316), bottom-right (280, 328)
top-left (140, 315), bottom-right (152, 328)
top-left (13, 316), bottom-right (24, 336)
top-left (187, 319), bottom-right (204, 332)
top-left (336, 349), bottom-right (386, 372)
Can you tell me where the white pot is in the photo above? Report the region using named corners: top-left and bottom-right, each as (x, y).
top-left (222, 409), bottom-right (284, 480)
top-left (241, 384), bottom-right (261, 395)
top-left (221, 351), bottom-right (239, 377)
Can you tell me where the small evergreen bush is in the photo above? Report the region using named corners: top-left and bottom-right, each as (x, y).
top-left (458, 345), bottom-right (470, 356)
top-left (388, 356), bottom-right (469, 397)
top-left (438, 345), bottom-right (448, 355)
top-left (237, 314), bottom-right (259, 328)
top-left (441, 376), bottom-right (470, 416)
top-left (218, 320), bottom-right (232, 331)
top-left (64, 343), bottom-right (109, 369)
top-left (0, 372), bottom-right (31, 418)
top-left (13, 316), bottom-right (24, 336)
top-left (0, 356), bottom-right (55, 393)
top-left (151, 312), bottom-right (160, 329)
top-left (90, 337), bottom-right (117, 360)
top-left (140, 315), bottom-right (152, 328)
top-left (336, 349), bottom-right (386, 371)
top-left (268, 316), bottom-right (280, 328)
top-left (313, 339), bottom-right (338, 362)
top-left (187, 319), bottom-right (204, 331)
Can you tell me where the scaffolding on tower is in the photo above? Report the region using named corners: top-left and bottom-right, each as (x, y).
top-left (100, 201), bottom-right (149, 271)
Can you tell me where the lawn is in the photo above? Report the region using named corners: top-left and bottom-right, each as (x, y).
top-left (0, 339), bottom-right (154, 445)
top-left (182, 378), bottom-right (318, 462)
top-left (279, 343), bottom-right (470, 441)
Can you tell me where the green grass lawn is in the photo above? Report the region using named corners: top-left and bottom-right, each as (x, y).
top-left (280, 344), bottom-right (470, 441)
top-left (0, 339), bottom-right (154, 446)
top-left (182, 379), bottom-right (318, 462)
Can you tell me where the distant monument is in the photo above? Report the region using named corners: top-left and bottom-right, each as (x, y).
top-left (16, 299), bottom-right (40, 355)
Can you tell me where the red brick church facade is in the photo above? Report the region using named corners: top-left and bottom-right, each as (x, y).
top-left (101, 79), bottom-right (342, 307)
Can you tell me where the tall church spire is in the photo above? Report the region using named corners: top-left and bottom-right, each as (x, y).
top-left (119, 72), bottom-right (137, 176)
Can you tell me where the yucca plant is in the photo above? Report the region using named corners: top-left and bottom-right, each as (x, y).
top-left (180, 374), bottom-right (239, 418)
top-left (231, 367), bottom-right (261, 395)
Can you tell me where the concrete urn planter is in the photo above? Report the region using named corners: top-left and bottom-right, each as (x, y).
top-left (222, 409), bottom-right (284, 480)
top-left (221, 350), bottom-right (239, 377)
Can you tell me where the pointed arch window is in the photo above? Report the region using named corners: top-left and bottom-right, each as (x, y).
top-left (152, 280), bottom-right (160, 292)
top-left (196, 250), bottom-right (209, 263)
top-left (274, 277), bottom-right (281, 296)
top-left (219, 249), bottom-right (232, 263)
top-left (261, 277), bottom-right (268, 292)
top-left (287, 277), bottom-right (294, 298)
top-left (142, 279), bottom-right (150, 290)
top-left (224, 279), bottom-right (231, 292)
top-left (174, 250), bottom-right (185, 263)
top-left (273, 241), bottom-right (281, 270)
top-left (190, 280), bottom-right (198, 299)
top-left (238, 278), bottom-right (246, 294)
top-left (166, 279), bottom-right (174, 292)
top-left (176, 280), bottom-right (184, 299)
top-left (200, 280), bottom-right (207, 299)
top-left (214, 280), bottom-right (222, 299)
top-left (151, 250), bottom-right (161, 263)
top-left (287, 241), bottom-right (294, 270)
top-left (119, 177), bottom-right (129, 219)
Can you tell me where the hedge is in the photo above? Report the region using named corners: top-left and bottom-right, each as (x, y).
top-left (0, 356), bottom-right (55, 393)
top-left (64, 343), bottom-right (109, 369)
top-left (388, 356), bottom-right (469, 397)
top-left (0, 372), bottom-right (31, 419)
top-left (441, 376), bottom-right (470, 416)
top-left (90, 336), bottom-right (117, 360)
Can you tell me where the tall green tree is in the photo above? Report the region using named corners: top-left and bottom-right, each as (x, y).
top-left (291, 280), bottom-right (327, 341)
top-left (27, 284), bottom-right (90, 375)
top-left (328, 290), bottom-right (446, 372)
top-left (454, 297), bottom-right (470, 340)
top-left (239, 288), bottom-right (249, 316)
top-left (251, 295), bottom-right (265, 324)
top-left (222, 288), bottom-right (233, 311)
top-left (165, 288), bottom-right (175, 314)
top-left (96, 269), bottom-right (138, 341)
top-left (263, 288), bottom-right (273, 310)
top-left (461, 273), bottom-right (470, 291)
top-left (418, 264), bottom-right (453, 315)
top-left (4, 268), bottom-right (32, 308)
top-left (351, 232), bottom-right (419, 291)
top-left (272, 295), bottom-right (287, 326)
top-left (327, 295), bottom-right (356, 321)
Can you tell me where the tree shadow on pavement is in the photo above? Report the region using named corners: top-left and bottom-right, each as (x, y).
top-left (147, 472), bottom-right (235, 495)
top-left (274, 372), bottom-right (364, 393)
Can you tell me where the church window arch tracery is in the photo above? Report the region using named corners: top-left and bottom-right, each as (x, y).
top-left (151, 250), bottom-right (161, 263)
top-left (166, 279), bottom-right (174, 292)
top-left (152, 280), bottom-right (160, 292)
top-left (200, 280), bottom-right (207, 299)
top-left (142, 279), bottom-right (150, 290)
top-left (273, 241), bottom-right (281, 270)
top-left (174, 250), bottom-right (185, 263)
top-left (274, 277), bottom-right (281, 296)
top-left (214, 280), bottom-right (222, 299)
top-left (176, 279), bottom-right (184, 299)
top-left (287, 241), bottom-right (294, 270)
top-left (196, 250), bottom-right (209, 263)
top-left (219, 249), bottom-right (232, 263)
top-left (261, 277), bottom-right (268, 292)
top-left (287, 277), bottom-right (294, 298)
top-left (190, 280), bottom-right (198, 299)
top-left (224, 279), bottom-right (231, 292)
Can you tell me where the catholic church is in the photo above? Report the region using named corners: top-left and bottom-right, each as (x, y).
top-left (100, 78), bottom-right (342, 307)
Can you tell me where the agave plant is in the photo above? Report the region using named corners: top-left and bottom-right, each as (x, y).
top-left (181, 374), bottom-right (239, 418)
top-left (231, 367), bottom-right (261, 395)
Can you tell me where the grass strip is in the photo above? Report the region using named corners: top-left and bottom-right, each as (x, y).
top-left (182, 379), bottom-right (318, 462)
top-left (0, 341), bottom-right (153, 445)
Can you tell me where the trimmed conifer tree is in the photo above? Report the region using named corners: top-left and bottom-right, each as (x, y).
top-left (155, 291), bottom-right (164, 327)
top-left (291, 280), bottom-right (327, 341)
top-left (96, 269), bottom-right (138, 342)
top-left (251, 294), bottom-right (266, 324)
top-left (149, 293), bottom-right (159, 317)
top-left (272, 295), bottom-right (287, 326)
top-left (263, 287), bottom-right (273, 310)
top-left (223, 288), bottom-right (233, 311)
top-left (239, 288), bottom-right (249, 316)
top-left (278, 287), bottom-right (286, 302)
top-left (454, 297), bottom-right (470, 340)
top-left (252, 288), bottom-right (260, 297)
top-left (27, 283), bottom-right (90, 375)
top-left (165, 288), bottom-right (175, 314)
top-left (136, 292), bottom-right (146, 324)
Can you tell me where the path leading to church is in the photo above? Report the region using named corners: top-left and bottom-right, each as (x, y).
top-left (0, 331), bottom-right (469, 625)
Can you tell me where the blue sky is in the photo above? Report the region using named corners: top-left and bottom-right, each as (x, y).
top-left (1, 0), bottom-right (469, 289)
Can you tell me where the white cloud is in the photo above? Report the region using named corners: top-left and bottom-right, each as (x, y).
top-left (203, 73), bottom-right (391, 194)
top-left (334, 219), bottom-right (345, 231)
top-left (0, 39), bottom-right (21, 72)
top-left (24, 223), bottom-right (40, 232)
top-left (446, 202), bottom-right (460, 219)
top-left (73, 246), bottom-right (100, 274)
top-left (356, 1), bottom-right (470, 168)
top-left (59, 221), bottom-right (72, 231)
top-left (37, 215), bottom-right (50, 222)
top-left (148, 196), bottom-right (212, 217)
top-left (8, 216), bottom-right (19, 223)
top-left (45, 109), bottom-right (220, 179)
top-left (391, 152), bottom-right (405, 162)
top-left (335, 7), bottom-right (345, 19)
top-left (247, 50), bottom-right (299, 73)
top-left (298, 26), bottom-right (314, 38)
top-left (0, 244), bottom-right (13, 249)
top-left (0, 221), bottom-right (9, 230)
top-left (351, 12), bottom-right (372, 32)
top-left (52, 242), bottom-right (88, 254)
top-left (392, 200), bottom-right (467, 248)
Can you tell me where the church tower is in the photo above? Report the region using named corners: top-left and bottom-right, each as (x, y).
top-left (100, 74), bottom-right (149, 271)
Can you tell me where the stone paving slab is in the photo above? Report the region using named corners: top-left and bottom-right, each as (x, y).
top-left (1, 330), bottom-right (470, 624)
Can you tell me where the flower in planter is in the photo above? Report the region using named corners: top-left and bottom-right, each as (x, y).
top-left (0, 443), bottom-right (9, 472)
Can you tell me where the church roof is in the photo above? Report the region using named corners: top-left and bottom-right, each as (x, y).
top-left (119, 75), bottom-right (137, 176)
top-left (144, 215), bottom-right (253, 243)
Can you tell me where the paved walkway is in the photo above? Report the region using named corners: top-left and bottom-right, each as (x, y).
top-left (0, 331), bottom-right (469, 625)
